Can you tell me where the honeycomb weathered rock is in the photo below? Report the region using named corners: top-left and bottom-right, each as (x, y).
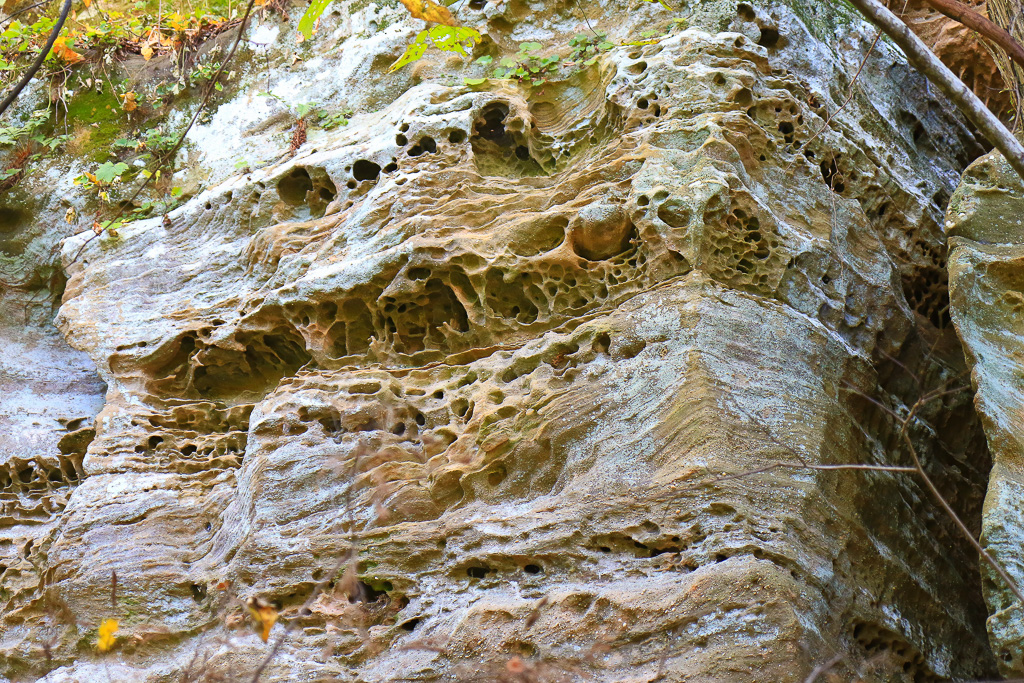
top-left (0, 0), bottom-right (1007, 681)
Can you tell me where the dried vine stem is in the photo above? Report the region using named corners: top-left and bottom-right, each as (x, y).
top-left (916, 0), bottom-right (1024, 70)
top-left (69, 0), bottom-right (257, 264)
top-left (847, 0), bottom-right (1024, 181)
top-left (854, 383), bottom-right (1024, 604)
top-left (0, 0), bottom-right (72, 118)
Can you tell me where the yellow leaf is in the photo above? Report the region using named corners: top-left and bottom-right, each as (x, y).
top-left (141, 45), bottom-right (153, 61)
top-left (83, 0), bottom-right (91, 6)
top-left (122, 92), bottom-right (137, 112)
top-left (50, 36), bottom-right (84, 64)
top-left (246, 597), bottom-right (278, 642)
top-left (399, 0), bottom-right (456, 26)
top-left (96, 619), bottom-right (118, 652)
top-left (85, 171), bottom-right (98, 184)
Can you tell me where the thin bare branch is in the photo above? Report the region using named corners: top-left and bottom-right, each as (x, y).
top-left (0, 0), bottom-right (72, 118)
top-left (918, 0), bottom-right (1024, 71)
top-left (804, 654), bottom-right (843, 683)
top-left (846, 0), bottom-right (1024, 181)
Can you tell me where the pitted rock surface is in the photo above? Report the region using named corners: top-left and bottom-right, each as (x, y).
top-left (0, 1), bottom-right (1008, 681)
top-left (947, 149), bottom-right (1024, 678)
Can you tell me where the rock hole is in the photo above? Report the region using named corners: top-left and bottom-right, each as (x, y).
top-left (628, 61), bottom-right (647, 75)
top-left (757, 27), bottom-right (782, 49)
top-left (523, 564), bottom-right (541, 574)
top-left (593, 332), bottom-right (611, 354)
top-left (488, 466), bottom-right (507, 486)
top-left (449, 129), bottom-right (467, 144)
top-left (353, 160), bottom-right (381, 182)
top-left (408, 136), bottom-right (437, 157)
top-left (350, 581), bottom-right (389, 603)
top-left (400, 617), bottom-right (422, 631)
top-left (191, 583), bottom-right (207, 603)
top-left (278, 167), bottom-right (314, 205)
top-left (466, 566), bottom-right (490, 579)
top-left (396, 134), bottom-right (408, 146)
top-left (737, 2), bottom-right (755, 20)
top-left (474, 103), bottom-right (512, 144)
top-left (820, 156), bottom-right (845, 193)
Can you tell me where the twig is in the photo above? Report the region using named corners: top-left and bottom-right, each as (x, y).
top-left (250, 409), bottom-right (369, 682)
top-left (804, 654), bottom-right (843, 683)
top-left (795, 29), bottom-right (882, 158)
top-left (571, 0), bottom-right (598, 37)
top-left (0, 0), bottom-right (72, 119)
top-left (917, 0), bottom-right (1024, 70)
top-left (0, 0), bottom-right (51, 27)
top-left (70, 0), bottom-right (258, 264)
top-left (846, 0), bottom-right (1024, 181)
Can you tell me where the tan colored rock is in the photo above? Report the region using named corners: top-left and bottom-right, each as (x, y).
top-left (947, 149), bottom-right (1024, 677)
top-left (0, 1), bottom-right (1006, 681)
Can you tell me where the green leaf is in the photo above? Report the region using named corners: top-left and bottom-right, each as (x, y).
top-left (476, 55), bottom-right (493, 65)
top-left (499, 57), bottom-right (517, 68)
top-left (518, 41), bottom-right (542, 52)
top-left (464, 77), bottom-right (487, 85)
top-left (171, 186), bottom-right (184, 197)
top-left (426, 25), bottom-right (481, 55)
top-left (389, 30), bottom-right (429, 73)
top-left (214, 81), bottom-right (223, 91)
top-left (598, 41), bottom-right (614, 50)
top-left (298, 0), bottom-right (333, 40)
top-left (94, 161), bottom-right (129, 184)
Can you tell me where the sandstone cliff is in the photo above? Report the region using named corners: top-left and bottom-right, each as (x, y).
top-left (0, 0), bottom-right (1019, 681)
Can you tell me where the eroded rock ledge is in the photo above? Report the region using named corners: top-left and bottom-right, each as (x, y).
top-left (0, 0), bottom-right (1007, 680)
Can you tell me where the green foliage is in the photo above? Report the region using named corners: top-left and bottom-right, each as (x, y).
top-left (317, 108), bottom-right (353, 129)
top-left (94, 161), bottom-right (129, 184)
top-left (0, 109), bottom-right (50, 146)
top-left (389, 25), bottom-right (482, 73)
top-left (298, 0), bottom-right (334, 40)
top-left (481, 42), bottom-right (560, 86)
top-left (568, 31), bottom-right (614, 66)
top-left (260, 94), bottom-right (353, 130)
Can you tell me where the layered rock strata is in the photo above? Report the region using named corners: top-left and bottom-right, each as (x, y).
top-left (0, 0), bottom-right (1006, 680)
top-left (947, 150), bottom-right (1024, 678)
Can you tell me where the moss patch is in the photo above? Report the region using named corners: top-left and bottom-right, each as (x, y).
top-left (64, 88), bottom-right (128, 162)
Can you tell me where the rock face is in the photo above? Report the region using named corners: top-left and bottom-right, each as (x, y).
top-left (0, 0), bottom-right (1010, 681)
top-left (946, 151), bottom-right (1024, 678)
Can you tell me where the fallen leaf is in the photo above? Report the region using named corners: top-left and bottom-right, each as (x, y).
top-left (50, 36), bottom-right (83, 64)
top-left (246, 597), bottom-right (278, 642)
top-left (121, 92), bottom-right (137, 112)
top-left (399, 0), bottom-right (456, 26)
top-left (96, 619), bottom-right (118, 652)
top-left (141, 45), bottom-right (153, 60)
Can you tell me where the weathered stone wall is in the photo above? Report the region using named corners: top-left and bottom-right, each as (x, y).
top-left (946, 150), bottom-right (1024, 678)
top-left (0, 0), bottom-right (1010, 681)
